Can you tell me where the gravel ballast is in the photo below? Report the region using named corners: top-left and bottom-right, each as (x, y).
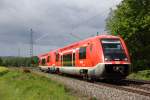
top-left (32, 71), bottom-right (150, 100)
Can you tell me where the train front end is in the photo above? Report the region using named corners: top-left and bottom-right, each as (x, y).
top-left (100, 36), bottom-right (131, 79)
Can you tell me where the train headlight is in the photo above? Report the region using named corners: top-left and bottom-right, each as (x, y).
top-left (104, 57), bottom-right (111, 61)
top-left (105, 58), bottom-right (111, 61)
top-left (124, 58), bottom-right (128, 61)
top-left (105, 58), bottom-right (108, 61)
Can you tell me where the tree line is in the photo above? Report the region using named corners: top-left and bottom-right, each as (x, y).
top-left (106, 0), bottom-right (150, 71)
top-left (0, 56), bottom-right (38, 67)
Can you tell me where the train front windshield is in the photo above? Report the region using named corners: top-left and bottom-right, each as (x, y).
top-left (101, 39), bottom-right (127, 61)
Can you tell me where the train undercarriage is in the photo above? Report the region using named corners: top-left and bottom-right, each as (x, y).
top-left (39, 63), bottom-right (130, 80)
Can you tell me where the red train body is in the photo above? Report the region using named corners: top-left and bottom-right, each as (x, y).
top-left (38, 35), bottom-right (131, 80)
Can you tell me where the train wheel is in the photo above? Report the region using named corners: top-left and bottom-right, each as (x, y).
top-left (47, 68), bottom-right (51, 73)
top-left (82, 74), bottom-right (96, 82)
top-left (83, 74), bottom-right (88, 80)
top-left (90, 77), bottom-right (97, 82)
top-left (55, 68), bottom-right (59, 74)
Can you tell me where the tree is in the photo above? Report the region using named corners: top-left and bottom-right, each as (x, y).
top-left (106, 0), bottom-right (150, 71)
top-left (0, 56), bottom-right (35, 67)
top-left (0, 57), bottom-right (3, 65)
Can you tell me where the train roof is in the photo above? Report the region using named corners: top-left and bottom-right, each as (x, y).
top-left (58, 34), bottom-right (120, 51)
top-left (38, 34), bottom-right (121, 57)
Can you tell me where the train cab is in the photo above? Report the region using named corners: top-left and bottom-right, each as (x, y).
top-left (98, 36), bottom-right (131, 79)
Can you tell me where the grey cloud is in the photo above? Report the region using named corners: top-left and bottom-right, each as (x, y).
top-left (0, 0), bottom-right (122, 56)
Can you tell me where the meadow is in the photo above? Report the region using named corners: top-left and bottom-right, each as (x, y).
top-left (0, 67), bottom-right (77, 100)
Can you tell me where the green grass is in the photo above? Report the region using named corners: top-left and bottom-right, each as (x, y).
top-left (128, 70), bottom-right (150, 80)
top-left (0, 68), bottom-right (77, 100)
top-left (0, 66), bottom-right (9, 75)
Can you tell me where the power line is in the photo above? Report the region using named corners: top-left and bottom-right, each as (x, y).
top-left (33, 8), bottom-right (110, 48)
top-left (69, 9), bottom-right (109, 39)
top-left (69, 33), bottom-right (82, 40)
top-left (70, 9), bottom-right (109, 33)
top-left (35, 9), bottom-right (109, 42)
top-left (35, 33), bottom-right (49, 42)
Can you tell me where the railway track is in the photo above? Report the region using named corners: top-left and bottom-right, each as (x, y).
top-left (20, 67), bottom-right (150, 97)
top-left (123, 79), bottom-right (150, 84)
top-left (119, 79), bottom-right (150, 93)
top-left (99, 79), bottom-right (150, 91)
top-left (94, 81), bottom-right (150, 97)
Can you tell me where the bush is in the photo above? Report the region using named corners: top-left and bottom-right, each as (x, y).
top-left (22, 68), bottom-right (31, 73)
top-left (128, 70), bottom-right (150, 80)
top-left (0, 67), bottom-right (9, 76)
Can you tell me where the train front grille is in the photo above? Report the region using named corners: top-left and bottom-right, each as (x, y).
top-left (105, 64), bottom-right (129, 75)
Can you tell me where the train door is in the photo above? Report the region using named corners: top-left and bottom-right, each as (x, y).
top-left (47, 56), bottom-right (50, 66)
top-left (89, 44), bottom-right (94, 66)
top-left (72, 53), bottom-right (75, 66)
top-left (42, 58), bottom-right (46, 66)
top-left (79, 46), bottom-right (87, 66)
top-left (61, 54), bottom-right (63, 66)
top-left (55, 53), bottom-right (59, 66)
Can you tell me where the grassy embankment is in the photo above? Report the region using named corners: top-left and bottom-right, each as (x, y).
top-left (0, 66), bottom-right (77, 100)
top-left (128, 70), bottom-right (150, 80)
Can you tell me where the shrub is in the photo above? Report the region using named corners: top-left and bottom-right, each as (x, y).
top-left (0, 67), bottom-right (9, 76)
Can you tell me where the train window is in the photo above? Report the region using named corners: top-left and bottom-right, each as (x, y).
top-left (79, 47), bottom-right (86, 59)
top-left (56, 53), bottom-right (59, 61)
top-left (101, 39), bottom-right (127, 61)
top-left (47, 56), bottom-right (50, 62)
top-left (42, 59), bottom-right (46, 65)
top-left (63, 54), bottom-right (72, 66)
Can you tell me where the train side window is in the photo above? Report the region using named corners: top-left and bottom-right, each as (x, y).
top-left (47, 56), bottom-right (50, 62)
top-left (63, 54), bottom-right (72, 66)
top-left (79, 47), bottom-right (86, 59)
top-left (42, 59), bottom-right (46, 65)
top-left (56, 53), bottom-right (59, 61)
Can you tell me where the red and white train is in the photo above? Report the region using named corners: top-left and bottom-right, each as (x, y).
top-left (38, 35), bottom-right (131, 80)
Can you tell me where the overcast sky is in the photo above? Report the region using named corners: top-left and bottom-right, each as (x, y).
top-left (0, 0), bottom-right (122, 57)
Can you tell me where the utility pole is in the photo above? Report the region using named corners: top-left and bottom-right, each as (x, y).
top-left (30, 29), bottom-right (33, 66)
top-left (30, 29), bottom-right (33, 57)
top-left (17, 43), bottom-right (21, 67)
top-left (18, 46), bottom-right (20, 57)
